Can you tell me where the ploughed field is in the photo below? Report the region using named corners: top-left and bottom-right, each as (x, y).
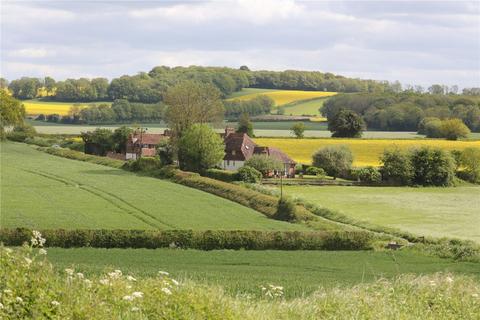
top-left (46, 248), bottom-right (480, 298)
top-left (283, 185), bottom-right (480, 243)
top-left (254, 138), bottom-right (480, 166)
top-left (0, 142), bottom-right (305, 231)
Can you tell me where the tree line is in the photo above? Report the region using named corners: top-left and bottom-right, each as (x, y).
top-left (323, 92), bottom-right (480, 132)
top-left (5, 65), bottom-right (477, 104)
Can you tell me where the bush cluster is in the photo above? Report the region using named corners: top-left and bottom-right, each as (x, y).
top-left (305, 166), bottom-right (326, 177)
top-left (0, 228), bottom-right (373, 251)
top-left (353, 166), bottom-right (382, 183)
top-left (237, 166), bottom-right (262, 183)
top-left (123, 157), bottom-right (162, 172)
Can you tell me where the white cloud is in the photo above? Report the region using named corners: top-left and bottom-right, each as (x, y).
top-left (130, 0), bottom-right (303, 24)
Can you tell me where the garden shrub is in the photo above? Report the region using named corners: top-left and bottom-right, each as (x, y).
top-left (380, 148), bottom-right (413, 185)
top-left (458, 148), bottom-right (480, 184)
top-left (305, 166), bottom-right (325, 177)
top-left (237, 166), bottom-right (262, 183)
top-left (6, 124), bottom-right (36, 142)
top-left (355, 166), bottom-right (381, 183)
top-left (244, 155), bottom-right (283, 176)
top-left (204, 168), bottom-right (239, 182)
top-left (312, 145), bottom-right (353, 179)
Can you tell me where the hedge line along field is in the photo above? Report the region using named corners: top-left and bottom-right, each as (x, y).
top-left (254, 138), bottom-right (480, 166)
top-left (283, 185), bottom-right (480, 243)
top-left (0, 142), bottom-right (306, 231)
top-left (22, 99), bottom-right (112, 116)
top-left (45, 248), bottom-right (480, 298)
top-left (227, 89), bottom-right (337, 106)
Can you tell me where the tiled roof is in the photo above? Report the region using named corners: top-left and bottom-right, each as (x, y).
top-left (131, 133), bottom-right (166, 145)
top-left (224, 133), bottom-right (257, 161)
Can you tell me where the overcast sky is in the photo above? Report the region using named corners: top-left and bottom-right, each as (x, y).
top-left (1, 0), bottom-right (479, 88)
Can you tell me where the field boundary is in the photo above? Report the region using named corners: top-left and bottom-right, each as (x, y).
top-left (0, 228), bottom-right (373, 250)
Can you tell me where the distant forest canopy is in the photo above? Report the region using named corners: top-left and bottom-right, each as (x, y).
top-left (3, 65), bottom-right (479, 103)
top-left (323, 92), bottom-right (480, 132)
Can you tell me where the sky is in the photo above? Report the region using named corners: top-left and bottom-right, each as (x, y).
top-left (1, 0), bottom-right (479, 88)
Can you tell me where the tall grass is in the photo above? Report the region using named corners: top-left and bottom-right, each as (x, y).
top-left (1, 238), bottom-right (479, 319)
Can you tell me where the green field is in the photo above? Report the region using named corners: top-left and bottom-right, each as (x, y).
top-left (227, 88), bottom-right (279, 99)
top-left (46, 248), bottom-right (480, 298)
top-left (283, 97), bottom-right (328, 116)
top-left (0, 142), bottom-right (305, 231)
top-left (283, 185), bottom-right (480, 242)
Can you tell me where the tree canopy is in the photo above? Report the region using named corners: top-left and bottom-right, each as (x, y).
top-left (0, 91), bottom-right (25, 138)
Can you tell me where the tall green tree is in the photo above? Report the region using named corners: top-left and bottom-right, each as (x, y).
top-left (291, 122), bottom-right (305, 138)
top-left (0, 91), bottom-right (25, 139)
top-left (178, 124), bottom-right (225, 172)
top-left (327, 109), bottom-right (365, 138)
top-left (236, 113), bottom-right (254, 137)
top-left (164, 80), bottom-right (224, 140)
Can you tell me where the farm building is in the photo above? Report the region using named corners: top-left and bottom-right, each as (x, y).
top-left (125, 132), bottom-right (168, 160)
top-left (221, 128), bottom-right (296, 177)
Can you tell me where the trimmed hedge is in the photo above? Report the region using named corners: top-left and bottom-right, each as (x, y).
top-left (41, 147), bottom-right (125, 169)
top-left (204, 168), bottom-right (239, 182)
top-left (0, 228), bottom-right (373, 251)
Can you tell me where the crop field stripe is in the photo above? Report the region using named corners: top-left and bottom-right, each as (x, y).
top-left (23, 169), bottom-right (170, 229)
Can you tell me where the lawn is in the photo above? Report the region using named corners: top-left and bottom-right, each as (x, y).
top-left (227, 89), bottom-right (337, 106)
top-left (0, 142), bottom-right (306, 231)
top-left (23, 99), bottom-right (112, 116)
top-left (254, 138), bottom-right (480, 166)
top-left (46, 248), bottom-right (480, 298)
top-left (283, 185), bottom-right (480, 243)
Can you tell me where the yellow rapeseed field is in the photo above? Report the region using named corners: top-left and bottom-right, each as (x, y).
top-left (254, 138), bottom-right (480, 166)
top-left (229, 90), bottom-right (337, 106)
top-left (23, 102), bottom-right (74, 116)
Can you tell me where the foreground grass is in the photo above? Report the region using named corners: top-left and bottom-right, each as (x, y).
top-left (46, 248), bottom-right (480, 298)
top-left (0, 143), bottom-right (305, 231)
top-left (284, 185), bottom-right (480, 243)
top-left (2, 245), bottom-right (479, 319)
top-left (254, 137), bottom-right (480, 166)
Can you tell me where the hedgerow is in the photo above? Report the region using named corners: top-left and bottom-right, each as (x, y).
top-left (0, 228), bottom-right (373, 251)
top-left (204, 168), bottom-right (239, 182)
top-left (40, 147), bottom-right (125, 169)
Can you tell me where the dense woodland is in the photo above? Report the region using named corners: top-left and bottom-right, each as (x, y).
top-left (323, 93), bottom-right (480, 132)
top-left (7, 65), bottom-right (478, 103)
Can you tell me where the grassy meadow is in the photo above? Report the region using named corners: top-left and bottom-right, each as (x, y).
top-left (23, 99), bottom-right (112, 116)
top-left (46, 248), bottom-right (480, 298)
top-left (254, 138), bottom-right (480, 166)
top-left (0, 142), bottom-right (305, 231)
top-left (283, 185), bottom-right (480, 243)
top-left (283, 97), bottom-right (329, 116)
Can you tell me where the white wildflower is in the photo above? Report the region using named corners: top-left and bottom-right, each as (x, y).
top-left (51, 300), bottom-right (60, 306)
top-left (126, 285), bottom-right (132, 289)
top-left (445, 276), bottom-right (453, 283)
top-left (127, 275), bottom-right (137, 282)
top-left (65, 268), bottom-right (74, 276)
top-left (84, 279), bottom-right (92, 287)
top-left (123, 295), bottom-right (134, 301)
top-left (161, 287), bottom-right (172, 295)
top-left (158, 271), bottom-right (169, 276)
top-left (16, 297), bottom-right (23, 303)
top-left (3, 289), bottom-right (12, 294)
top-left (39, 249), bottom-right (47, 255)
top-left (472, 293), bottom-right (479, 298)
top-left (99, 279), bottom-right (109, 285)
top-left (108, 270), bottom-right (122, 279)
top-left (4, 248), bottom-right (12, 254)
top-left (131, 307), bottom-right (140, 312)
top-left (132, 291), bottom-right (143, 298)
top-left (171, 279), bottom-right (179, 286)
top-left (429, 280), bottom-right (436, 286)
top-left (0, 302), bottom-right (3, 309)
top-left (31, 230), bottom-right (46, 247)
top-left (76, 273), bottom-right (84, 279)
top-left (24, 258), bottom-right (32, 266)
